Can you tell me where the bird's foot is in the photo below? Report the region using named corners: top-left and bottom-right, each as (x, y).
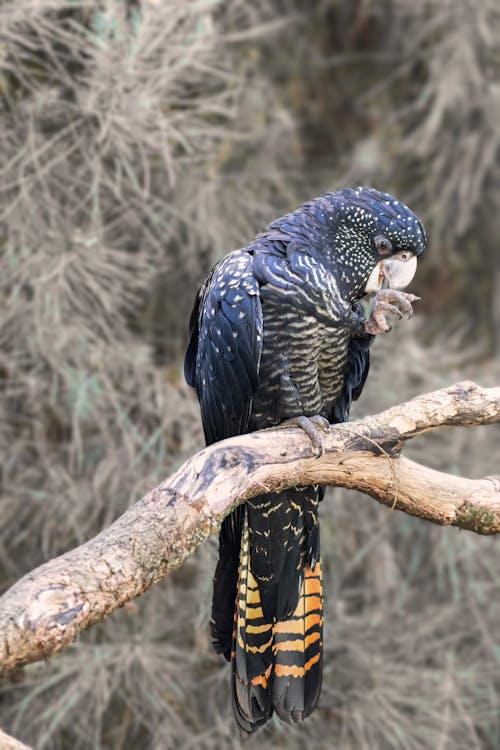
top-left (279, 415), bottom-right (329, 457)
top-left (364, 289), bottom-right (421, 335)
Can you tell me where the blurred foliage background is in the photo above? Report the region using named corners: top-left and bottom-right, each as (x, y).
top-left (1, 1), bottom-right (500, 748)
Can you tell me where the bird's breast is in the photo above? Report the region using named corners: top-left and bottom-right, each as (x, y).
top-left (251, 287), bottom-right (352, 427)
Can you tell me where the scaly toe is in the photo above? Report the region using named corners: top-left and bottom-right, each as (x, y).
top-left (308, 414), bottom-right (330, 431)
top-left (372, 289), bottom-right (421, 320)
top-left (364, 316), bottom-right (390, 335)
top-left (283, 415), bottom-right (328, 457)
top-left (375, 301), bottom-right (404, 319)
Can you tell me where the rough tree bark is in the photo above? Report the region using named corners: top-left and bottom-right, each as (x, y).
top-left (0, 381), bottom-right (499, 679)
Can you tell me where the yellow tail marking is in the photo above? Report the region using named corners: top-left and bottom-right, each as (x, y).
top-left (274, 619), bottom-right (305, 635)
top-left (305, 613), bottom-right (322, 630)
top-left (250, 664), bottom-right (272, 688)
top-left (273, 615), bottom-right (323, 635)
top-left (273, 564), bottom-right (323, 635)
top-left (304, 595), bottom-right (322, 611)
top-left (272, 631), bottom-right (321, 654)
top-left (305, 631), bottom-right (321, 649)
top-left (246, 623), bottom-right (273, 634)
top-left (245, 587), bottom-right (262, 606)
top-left (274, 652), bottom-right (321, 678)
top-left (305, 563), bottom-right (322, 577)
top-left (305, 576), bottom-right (322, 595)
top-left (245, 605), bottom-right (264, 619)
top-left (238, 632), bottom-right (273, 653)
top-left (273, 638), bottom-right (304, 653)
top-left (247, 570), bottom-right (258, 584)
top-left (235, 522), bottom-right (323, 686)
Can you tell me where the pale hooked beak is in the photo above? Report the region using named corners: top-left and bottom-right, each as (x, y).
top-left (365, 255), bottom-right (417, 292)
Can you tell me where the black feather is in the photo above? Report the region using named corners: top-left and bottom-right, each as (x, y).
top-left (330, 309), bottom-right (374, 423)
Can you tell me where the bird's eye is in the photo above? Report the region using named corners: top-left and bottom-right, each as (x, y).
top-left (396, 251), bottom-right (412, 262)
top-left (374, 235), bottom-right (392, 256)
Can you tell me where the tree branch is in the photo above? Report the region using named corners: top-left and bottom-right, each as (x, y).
top-left (0, 729), bottom-right (32, 750)
top-left (0, 381), bottom-right (499, 676)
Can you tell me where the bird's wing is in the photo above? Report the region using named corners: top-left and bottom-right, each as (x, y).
top-left (185, 250), bottom-right (263, 661)
top-left (184, 250), bottom-right (263, 445)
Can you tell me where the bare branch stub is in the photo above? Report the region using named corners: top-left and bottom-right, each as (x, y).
top-left (0, 381), bottom-right (498, 676)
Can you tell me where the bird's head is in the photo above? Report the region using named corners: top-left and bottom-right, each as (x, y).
top-left (323, 187), bottom-right (426, 300)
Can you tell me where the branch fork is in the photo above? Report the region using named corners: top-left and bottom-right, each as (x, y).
top-left (0, 381), bottom-right (498, 677)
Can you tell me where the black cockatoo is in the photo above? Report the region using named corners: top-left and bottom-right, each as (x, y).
top-left (184, 187), bottom-right (426, 732)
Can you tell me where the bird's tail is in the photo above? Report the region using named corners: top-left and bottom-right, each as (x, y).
top-left (230, 494), bottom-right (323, 732)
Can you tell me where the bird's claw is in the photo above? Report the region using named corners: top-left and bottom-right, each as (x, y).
top-left (280, 415), bottom-right (329, 457)
top-left (365, 290), bottom-right (421, 335)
